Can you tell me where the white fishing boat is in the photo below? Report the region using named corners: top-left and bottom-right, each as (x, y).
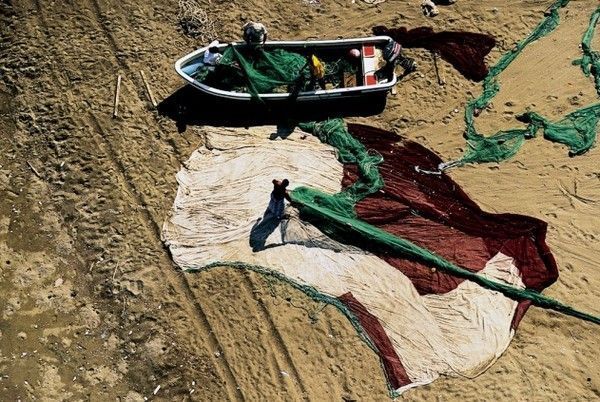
top-left (175, 36), bottom-right (398, 102)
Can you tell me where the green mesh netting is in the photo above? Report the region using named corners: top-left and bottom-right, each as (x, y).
top-left (573, 8), bottom-right (600, 95)
top-left (289, 118), bottom-right (600, 325)
top-left (201, 46), bottom-right (358, 99)
top-left (296, 120), bottom-right (384, 217)
top-left (208, 46), bottom-right (309, 98)
top-left (522, 105), bottom-right (600, 156)
top-left (453, 104), bottom-right (600, 167)
top-left (453, 127), bottom-right (529, 167)
top-left (443, 1), bottom-right (599, 169)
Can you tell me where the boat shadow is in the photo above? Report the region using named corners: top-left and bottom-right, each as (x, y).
top-left (157, 85), bottom-right (388, 131)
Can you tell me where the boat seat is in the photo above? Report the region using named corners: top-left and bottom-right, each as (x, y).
top-left (364, 74), bottom-right (377, 86)
top-left (362, 45), bottom-right (377, 86)
top-left (363, 45), bottom-right (375, 58)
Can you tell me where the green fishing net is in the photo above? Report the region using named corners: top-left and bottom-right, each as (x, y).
top-left (200, 46), bottom-right (359, 99)
top-left (289, 118), bottom-right (600, 325)
top-left (445, 1), bottom-right (599, 169)
top-left (204, 46), bottom-right (308, 97)
top-left (573, 8), bottom-right (600, 96)
top-left (295, 119), bottom-right (384, 218)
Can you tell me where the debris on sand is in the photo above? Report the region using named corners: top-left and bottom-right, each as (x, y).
top-left (177, 0), bottom-right (217, 42)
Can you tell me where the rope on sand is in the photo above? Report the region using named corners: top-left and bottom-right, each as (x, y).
top-left (177, 0), bottom-right (217, 42)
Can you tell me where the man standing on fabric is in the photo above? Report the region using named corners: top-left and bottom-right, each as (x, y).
top-left (267, 179), bottom-right (291, 219)
top-left (249, 179), bottom-right (291, 252)
top-left (242, 21), bottom-right (268, 46)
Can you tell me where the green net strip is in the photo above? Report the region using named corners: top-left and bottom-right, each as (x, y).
top-left (522, 104), bottom-right (600, 156)
top-left (466, 0), bottom-right (569, 116)
top-left (298, 120), bottom-right (384, 218)
top-left (218, 46), bottom-right (307, 99)
top-left (573, 8), bottom-right (600, 95)
top-left (442, 1), bottom-right (599, 169)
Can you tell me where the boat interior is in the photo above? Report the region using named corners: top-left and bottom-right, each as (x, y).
top-left (260, 43), bottom-right (389, 88)
top-left (184, 41), bottom-right (391, 93)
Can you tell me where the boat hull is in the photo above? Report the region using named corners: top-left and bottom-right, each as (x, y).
top-left (175, 36), bottom-right (397, 103)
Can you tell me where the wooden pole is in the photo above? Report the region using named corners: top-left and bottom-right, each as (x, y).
top-left (26, 161), bottom-right (42, 179)
top-left (140, 70), bottom-right (157, 108)
top-left (113, 74), bottom-right (122, 118)
top-left (432, 51), bottom-right (445, 86)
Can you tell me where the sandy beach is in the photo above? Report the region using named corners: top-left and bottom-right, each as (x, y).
top-left (0, 0), bottom-right (598, 400)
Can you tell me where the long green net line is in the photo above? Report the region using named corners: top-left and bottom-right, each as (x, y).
top-left (183, 260), bottom-right (401, 397)
top-left (297, 120), bottom-right (384, 217)
top-left (441, 1), bottom-right (600, 170)
top-left (289, 119), bottom-right (600, 326)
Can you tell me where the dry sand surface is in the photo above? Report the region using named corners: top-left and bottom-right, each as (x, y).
top-left (0, 0), bottom-right (599, 400)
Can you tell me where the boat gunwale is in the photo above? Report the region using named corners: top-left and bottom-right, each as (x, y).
top-left (175, 36), bottom-right (398, 101)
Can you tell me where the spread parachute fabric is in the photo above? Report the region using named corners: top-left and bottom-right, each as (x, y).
top-left (443, 1), bottom-right (599, 170)
top-left (162, 126), bottom-right (528, 395)
top-left (163, 123), bottom-right (599, 396)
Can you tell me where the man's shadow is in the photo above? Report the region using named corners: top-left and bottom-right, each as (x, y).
top-left (157, 85), bottom-right (388, 131)
top-left (249, 209), bottom-right (286, 252)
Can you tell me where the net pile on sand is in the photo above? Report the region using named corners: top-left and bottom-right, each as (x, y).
top-left (177, 0), bottom-right (217, 41)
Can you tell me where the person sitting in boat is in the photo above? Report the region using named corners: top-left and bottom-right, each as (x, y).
top-left (375, 39), bottom-right (417, 80)
top-left (242, 21), bottom-right (268, 46)
top-left (202, 40), bottom-right (222, 71)
top-left (308, 54), bottom-right (327, 90)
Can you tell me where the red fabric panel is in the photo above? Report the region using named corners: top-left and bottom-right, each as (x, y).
top-left (338, 292), bottom-right (412, 390)
top-left (363, 45), bottom-right (376, 57)
top-left (372, 26), bottom-right (496, 81)
top-left (344, 123), bottom-right (558, 328)
top-left (365, 74), bottom-right (377, 86)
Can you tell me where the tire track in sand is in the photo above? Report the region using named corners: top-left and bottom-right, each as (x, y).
top-left (86, 0), bottom-right (312, 398)
top-left (31, 0), bottom-right (244, 400)
top-left (86, 114), bottom-right (246, 402)
top-left (88, 0), bottom-right (188, 158)
top-left (239, 271), bottom-right (310, 400)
